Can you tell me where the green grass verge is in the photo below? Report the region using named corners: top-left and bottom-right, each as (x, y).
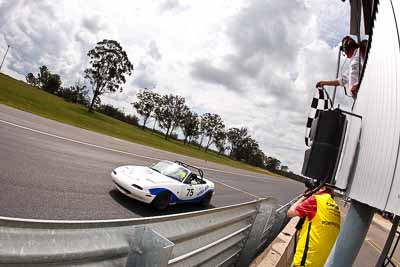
top-left (0, 73), bottom-right (279, 177)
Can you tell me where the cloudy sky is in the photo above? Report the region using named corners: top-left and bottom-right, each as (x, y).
top-left (0, 0), bottom-right (353, 172)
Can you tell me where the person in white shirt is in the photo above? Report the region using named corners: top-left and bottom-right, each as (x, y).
top-left (316, 36), bottom-right (365, 97)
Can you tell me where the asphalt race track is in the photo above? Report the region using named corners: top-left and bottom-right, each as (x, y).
top-left (0, 104), bottom-right (303, 220)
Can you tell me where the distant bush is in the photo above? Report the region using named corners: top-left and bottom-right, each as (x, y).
top-left (57, 87), bottom-right (75, 102)
top-left (190, 139), bottom-right (200, 146)
top-left (26, 66), bottom-right (62, 94)
top-left (97, 104), bottom-right (139, 126)
top-left (57, 86), bottom-right (90, 106)
top-left (169, 132), bottom-right (178, 140)
top-left (151, 128), bottom-right (166, 135)
top-left (124, 114), bottom-right (139, 126)
top-left (272, 169), bottom-right (306, 183)
top-left (149, 128), bottom-right (181, 141)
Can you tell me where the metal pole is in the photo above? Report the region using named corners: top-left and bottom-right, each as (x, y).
top-left (0, 45), bottom-right (10, 72)
top-left (324, 200), bottom-right (375, 267)
top-left (350, 0), bottom-right (362, 36)
top-left (332, 47), bottom-right (342, 106)
top-left (375, 215), bottom-right (400, 267)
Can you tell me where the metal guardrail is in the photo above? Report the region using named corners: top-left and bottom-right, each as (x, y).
top-left (0, 196), bottom-right (300, 266)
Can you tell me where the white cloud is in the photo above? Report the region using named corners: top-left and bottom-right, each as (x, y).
top-left (147, 40), bottom-right (162, 61)
top-left (158, 0), bottom-right (188, 14)
top-left (0, 0), bottom-right (351, 172)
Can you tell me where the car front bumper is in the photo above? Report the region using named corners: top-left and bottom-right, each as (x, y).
top-left (111, 172), bottom-right (155, 204)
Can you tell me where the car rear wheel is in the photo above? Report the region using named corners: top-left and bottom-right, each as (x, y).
top-left (200, 192), bottom-right (212, 207)
top-left (152, 191), bottom-right (170, 210)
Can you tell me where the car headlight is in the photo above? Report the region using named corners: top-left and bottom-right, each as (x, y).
top-left (131, 184), bottom-right (143, 190)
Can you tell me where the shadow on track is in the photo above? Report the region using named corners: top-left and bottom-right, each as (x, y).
top-left (109, 189), bottom-right (215, 217)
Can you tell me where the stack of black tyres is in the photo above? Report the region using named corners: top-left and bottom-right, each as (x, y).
top-left (302, 109), bottom-right (347, 183)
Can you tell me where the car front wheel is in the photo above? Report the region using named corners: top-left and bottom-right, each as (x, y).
top-left (200, 192), bottom-right (212, 207)
top-left (152, 191), bottom-right (170, 210)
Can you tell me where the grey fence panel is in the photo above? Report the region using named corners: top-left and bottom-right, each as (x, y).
top-left (169, 227), bottom-right (249, 267)
top-left (0, 195), bottom-right (301, 266)
top-left (0, 199), bottom-right (268, 266)
top-left (237, 198), bottom-right (278, 267)
top-left (150, 200), bottom-right (264, 266)
top-left (0, 224), bottom-right (174, 267)
top-left (256, 195), bottom-right (301, 254)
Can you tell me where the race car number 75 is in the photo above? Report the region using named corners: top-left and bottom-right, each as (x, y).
top-left (187, 189), bottom-right (194, 196)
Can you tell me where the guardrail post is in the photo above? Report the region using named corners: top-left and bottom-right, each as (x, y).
top-left (255, 195), bottom-right (301, 257)
top-left (126, 226), bottom-right (174, 267)
top-left (268, 199), bottom-right (296, 240)
top-left (237, 198), bottom-right (277, 267)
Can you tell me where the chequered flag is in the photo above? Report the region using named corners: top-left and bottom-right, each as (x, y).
top-left (305, 87), bottom-right (333, 146)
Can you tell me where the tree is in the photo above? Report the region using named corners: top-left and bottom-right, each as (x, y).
top-left (201, 113), bottom-right (225, 152)
top-left (250, 149), bottom-right (266, 168)
top-left (238, 137), bottom-right (265, 167)
top-left (181, 110), bottom-right (200, 145)
top-left (58, 82), bottom-right (89, 105)
top-left (265, 157), bottom-right (281, 171)
top-left (132, 89), bottom-right (157, 130)
top-left (214, 129), bottom-right (227, 155)
top-left (280, 165), bottom-right (289, 172)
top-left (150, 92), bottom-right (162, 133)
top-left (27, 65), bottom-right (62, 94)
top-left (227, 127), bottom-right (248, 159)
top-left (198, 115), bottom-right (208, 149)
top-left (240, 136), bottom-right (259, 163)
top-left (38, 65), bottom-right (50, 87)
top-left (226, 127), bottom-right (267, 166)
top-left (84, 39), bottom-right (134, 112)
top-left (71, 82), bottom-right (89, 105)
top-left (25, 73), bottom-right (39, 87)
top-left (170, 101), bottom-right (189, 138)
top-left (42, 73), bottom-right (62, 94)
top-left (157, 94), bottom-right (187, 140)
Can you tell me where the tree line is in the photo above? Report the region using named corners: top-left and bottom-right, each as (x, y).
top-left (25, 39), bottom-right (290, 173)
top-left (132, 89), bottom-right (288, 171)
top-left (26, 65), bottom-right (89, 105)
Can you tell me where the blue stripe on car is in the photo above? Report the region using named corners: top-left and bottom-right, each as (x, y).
top-left (149, 188), bottom-right (168, 195)
top-left (149, 188), bottom-right (214, 204)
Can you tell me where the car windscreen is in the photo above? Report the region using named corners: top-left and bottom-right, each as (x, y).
top-left (151, 161), bottom-right (189, 182)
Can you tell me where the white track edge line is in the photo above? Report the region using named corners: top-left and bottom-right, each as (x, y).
top-left (208, 178), bottom-right (261, 199)
top-left (0, 118), bottom-right (271, 196)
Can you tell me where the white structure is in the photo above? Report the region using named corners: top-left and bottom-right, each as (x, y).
top-left (336, 0), bottom-right (400, 215)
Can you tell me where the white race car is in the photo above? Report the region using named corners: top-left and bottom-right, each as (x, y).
top-left (111, 160), bottom-right (215, 210)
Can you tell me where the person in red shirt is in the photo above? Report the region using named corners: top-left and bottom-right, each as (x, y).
top-left (288, 186), bottom-right (341, 267)
top-left (288, 191), bottom-right (318, 221)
